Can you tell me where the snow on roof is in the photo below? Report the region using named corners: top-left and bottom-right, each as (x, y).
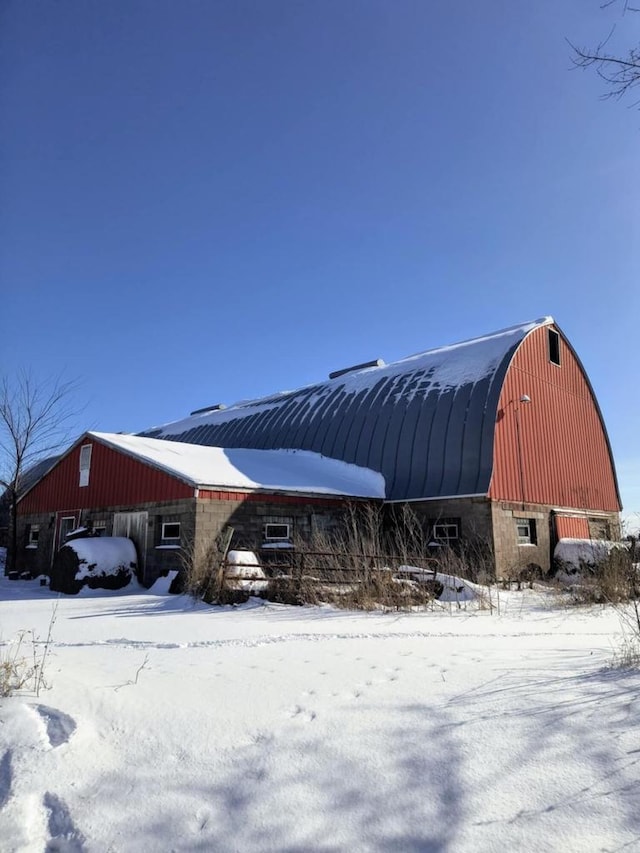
top-left (148, 317), bottom-right (554, 437)
top-left (138, 317), bottom-right (553, 501)
top-left (90, 432), bottom-right (386, 498)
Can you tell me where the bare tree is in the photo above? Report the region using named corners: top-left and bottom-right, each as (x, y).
top-left (0, 372), bottom-right (80, 574)
top-left (569, 1), bottom-right (640, 104)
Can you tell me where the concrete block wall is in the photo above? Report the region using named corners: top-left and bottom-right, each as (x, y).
top-left (491, 501), bottom-right (551, 579)
top-left (405, 497), bottom-right (494, 544)
top-left (194, 496), bottom-right (346, 553)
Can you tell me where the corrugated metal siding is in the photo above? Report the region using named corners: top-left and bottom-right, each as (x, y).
top-left (19, 437), bottom-right (193, 513)
top-left (489, 326), bottom-right (620, 511)
top-left (555, 516), bottom-right (590, 539)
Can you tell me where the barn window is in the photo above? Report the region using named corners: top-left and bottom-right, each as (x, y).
top-left (27, 524), bottom-right (40, 549)
top-left (79, 444), bottom-right (92, 487)
top-left (161, 522), bottom-right (181, 541)
top-left (516, 518), bottom-right (537, 546)
top-left (263, 522), bottom-right (291, 541)
top-left (432, 522), bottom-right (459, 543)
top-left (548, 330), bottom-right (561, 366)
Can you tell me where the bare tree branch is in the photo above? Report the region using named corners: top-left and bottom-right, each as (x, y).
top-left (0, 371), bottom-right (82, 573)
top-left (569, 2), bottom-right (640, 104)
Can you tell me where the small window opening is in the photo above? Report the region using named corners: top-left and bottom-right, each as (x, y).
top-left (27, 524), bottom-right (40, 548)
top-left (516, 518), bottom-right (537, 546)
top-left (264, 523), bottom-right (290, 541)
top-left (432, 523), bottom-right (459, 543)
top-left (161, 522), bottom-right (181, 541)
top-left (548, 329), bottom-right (561, 366)
top-left (79, 443), bottom-right (92, 487)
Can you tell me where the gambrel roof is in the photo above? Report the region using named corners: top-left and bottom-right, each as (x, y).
top-left (142, 318), bottom-right (555, 501)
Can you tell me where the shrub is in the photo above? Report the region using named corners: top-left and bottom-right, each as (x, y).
top-left (553, 540), bottom-right (635, 604)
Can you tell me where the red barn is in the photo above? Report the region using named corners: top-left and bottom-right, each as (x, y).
top-left (15, 434), bottom-right (384, 585)
top-left (14, 317), bottom-right (621, 584)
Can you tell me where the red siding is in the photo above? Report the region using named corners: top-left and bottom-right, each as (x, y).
top-left (198, 489), bottom-right (344, 506)
top-left (19, 437), bottom-right (193, 513)
top-left (555, 515), bottom-right (590, 539)
top-left (489, 326), bottom-right (620, 511)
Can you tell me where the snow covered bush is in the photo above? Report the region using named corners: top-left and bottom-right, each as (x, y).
top-left (553, 538), bottom-right (635, 603)
top-left (50, 537), bottom-right (137, 595)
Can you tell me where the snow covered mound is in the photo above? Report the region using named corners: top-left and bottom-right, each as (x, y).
top-left (225, 550), bottom-right (268, 593)
top-left (553, 538), bottom-right (625, 574)
top-left (50, 537), bottom-right (138, 595)
top-left (397, 565), bottom-right (477, 602)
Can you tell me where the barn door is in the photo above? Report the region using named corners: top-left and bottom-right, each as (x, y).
top-left (113, 511), bottom-right (148, 574)
top-left (58, 515), bottom-right (78, 549)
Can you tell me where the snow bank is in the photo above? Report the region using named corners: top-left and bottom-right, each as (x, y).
top-left (3, 576), bottom-right (637, 853)
top-left (148, 570), bottom-right (179, 595)
top-left (554, 538), bottom-right (624, 572)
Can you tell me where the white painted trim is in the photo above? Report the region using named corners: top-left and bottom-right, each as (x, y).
top-left (161, 522), bottom-right (181, 540)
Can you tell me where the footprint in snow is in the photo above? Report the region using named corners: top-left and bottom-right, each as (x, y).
top-left (287, 705), bottom-right (316, 723)
top-left (0, 750), bottom-right (12, 809)
top-left (44, 792), bottom-right (86, 852)
top-left (35, 705), bottom-right (77, 749)
top-left (195, 806), bottom-right (212, 832)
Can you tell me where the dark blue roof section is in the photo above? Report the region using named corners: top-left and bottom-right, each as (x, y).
top-left (141, 318), bottom-right (553, 500)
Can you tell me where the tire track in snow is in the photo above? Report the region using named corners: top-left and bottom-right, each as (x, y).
top-left (45, 628), bottom-right (615, 652)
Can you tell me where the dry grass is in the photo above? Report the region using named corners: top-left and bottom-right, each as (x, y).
top-left (0, 603), bottom-right (57, 698)
top-left (184, 505), bottom-right (493, 611)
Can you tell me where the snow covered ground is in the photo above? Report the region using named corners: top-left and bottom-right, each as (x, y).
top-left (0, 576), bottom-right (639, 852)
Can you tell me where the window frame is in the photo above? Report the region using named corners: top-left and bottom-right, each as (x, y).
top-left (79, 443), bottom-right (92, 487)
top-left (548, 329), bottom-right (561, 367)
top-left (516, 518), bottom-right (537, 546)
top-left (263, 522), bottom-right (291, 542)
top-left (26, 524), bottom-right (40, 549)
top-left (432, 522), bottom-right (459, 543)
top-left (160, 522), bottom-right (181, 541)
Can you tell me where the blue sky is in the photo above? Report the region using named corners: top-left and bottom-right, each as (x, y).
top-left (1, 1), bottom-right (639, 525)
